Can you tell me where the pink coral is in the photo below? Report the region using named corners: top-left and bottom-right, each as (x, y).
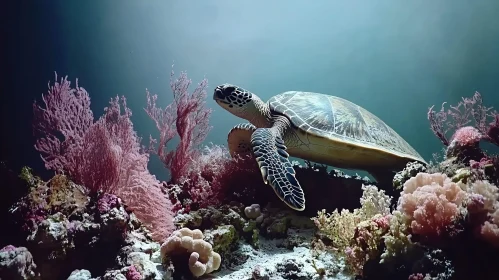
top-left (398, 173), bottom-right (467, 238)
top-left (125, 265), bottom-right (141, 280)
top-left (0, 245), bottom-right (16, 252)
top-left (428, 91), bottom-right (499, 146)
top-left (32, 73), bottom-right (94, 172)
top-left (164, 145), bottom-right (260, 211)
top-left (145, 67), bottom-right (212, 184)
top-left (480, 220), bottom-right (499, 247)
top-left (408, 273), bottom-right (425, 280)
top-left (182, 145), bottom-right (236, 208)
top-left (97, 193), bottom-right (120, 214)
top-left (344, 214), bottom-right (391, 275)
top-left (478, 200), bottom-right (499, 247)
top-left (33, 75), bottom-right (175, 241)
top-left (450, 126), bottom-right (482, 146)
top-left (469, 157), bottom-right (492, 169)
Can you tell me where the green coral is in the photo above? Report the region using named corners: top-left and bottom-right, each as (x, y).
top-left (251, 229), bottom-right (259, 248)
top-left (242, 220), bottom-right (259, 247)
top-left (451, 168), bottom-right (472, 184)
top-left (243, 220), bottom-right (257, 232)
top-left (266, 217), bottom-right (289, 237)
top-left (205, 225), bottom-right (238, 256)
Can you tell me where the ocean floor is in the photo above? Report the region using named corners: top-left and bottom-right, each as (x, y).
top-left (212, 229), bottom-right (351, 280)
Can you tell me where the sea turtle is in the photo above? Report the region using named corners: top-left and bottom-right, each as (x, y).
top-left (213, 84), bottom-right (426, 211)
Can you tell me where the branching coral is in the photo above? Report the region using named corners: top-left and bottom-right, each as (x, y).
top-left (312, 185), bottom-right (392, 273)
top-left (175, 145), bottom-right (235, 209)
top-left (160, 228), bottom-right (221, 277)
top-left (145, 68), bottom-right (246, 212)
top-left (428, 92), bottom-right (499, 166)
top-left (344, 214), bottom-right (390, 275)
top-left (32, 73), bottom-right (94, 173)
top-left (313, 185), bottom-right (391, 250)
top-left (145, 67), bottom-right (212, 184)
top-left (428, 92), bottom-right (497, 146)
top-left (164, 144), bottom-right (262, 212)
top-left (380, 210), bottom-right (414, 264)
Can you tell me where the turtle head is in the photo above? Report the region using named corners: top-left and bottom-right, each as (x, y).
top-left (214, 84), bottom-right (253, 108)
top-left (214, 84), bottom-right (262, 120)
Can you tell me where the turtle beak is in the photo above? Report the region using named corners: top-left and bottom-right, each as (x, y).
top-left (214, 88), bottom-right (223, 100)
top-left (213, 86), bottom-right (231, 105)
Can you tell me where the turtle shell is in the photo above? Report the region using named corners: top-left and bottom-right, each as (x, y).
top-left (268, 91), bottom-right (425, 162)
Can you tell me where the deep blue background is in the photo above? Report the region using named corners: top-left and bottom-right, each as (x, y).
top-left (3, 1), bottom-right (499, 181)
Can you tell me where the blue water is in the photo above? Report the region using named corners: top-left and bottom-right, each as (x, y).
top-left (5, 0), bottom-right (499, 181)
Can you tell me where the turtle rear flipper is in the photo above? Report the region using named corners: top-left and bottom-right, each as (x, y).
top-left (251, 128), bottom-right (305, 211)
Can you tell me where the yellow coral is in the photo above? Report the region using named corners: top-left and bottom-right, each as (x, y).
top-left (314, 208), bottom-right (361, 250)
top-left (380, 210), bottom-right (413, 264)
top-left (160, 228), bottom-right (221, 277)
top-left (312, 184), bottom-right (392, 251)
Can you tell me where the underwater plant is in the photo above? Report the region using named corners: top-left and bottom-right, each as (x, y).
top-left (32, 73), bottom-right (175, 241)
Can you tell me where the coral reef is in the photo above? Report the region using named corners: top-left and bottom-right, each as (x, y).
top-left (1, 169), bottom-right (170, 280)
top-left (3, 71), bottom-right (499, 280)
top-left (0, 245), bottom-right (38, 280)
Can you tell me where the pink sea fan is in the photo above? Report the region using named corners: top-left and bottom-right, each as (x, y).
top-left (145, 67), bottom-right (212, 184)
top-left (183, 145), bottom-right (239, 208)
top-left (32, 73), bottom-right (94, 172)
top-left (398, 173), bottom-right (467, 237)
top-left (33, 75), bottom-right (175, 241)
top-left (117, 152), bottom-right (175, 241)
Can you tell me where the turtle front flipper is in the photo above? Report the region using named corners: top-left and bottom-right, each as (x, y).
top-left (228, 123), bottom-right (257, 158)
top-left (251, 128), bottom-right (306, 211)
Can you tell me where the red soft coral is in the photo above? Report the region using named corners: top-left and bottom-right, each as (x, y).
top-left (398, 173), bottom-right (467, 238)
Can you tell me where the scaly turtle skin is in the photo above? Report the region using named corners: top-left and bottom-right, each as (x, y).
top-left (213, 84), bottom-right (426, 211)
